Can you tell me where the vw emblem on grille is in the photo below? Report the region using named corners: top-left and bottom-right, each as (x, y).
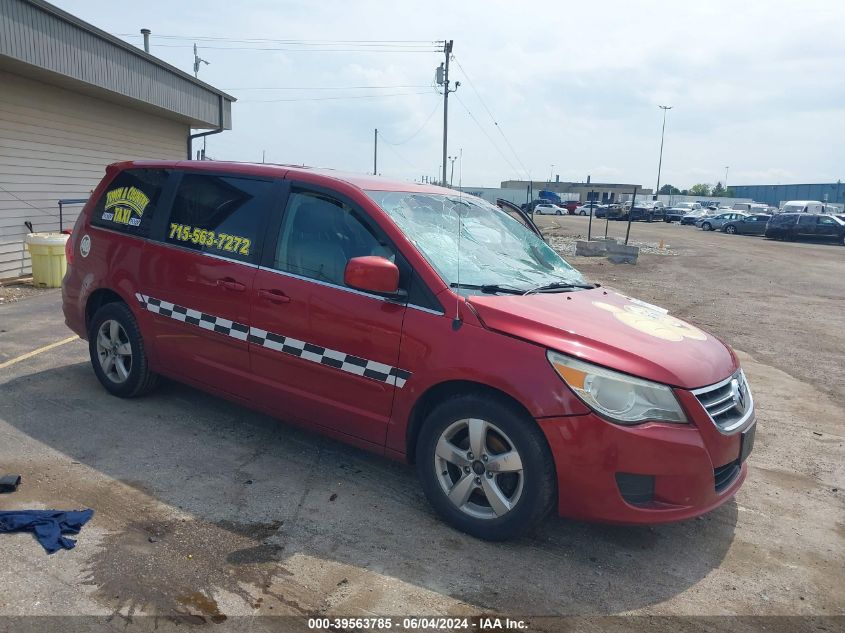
top-left (730, 376), bottom-right (747, 412)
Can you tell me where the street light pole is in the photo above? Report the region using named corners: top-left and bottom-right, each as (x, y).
top-left (655, 105), bottom-right (672, 199)
top-left (724, 166), bottom-right (729, 192)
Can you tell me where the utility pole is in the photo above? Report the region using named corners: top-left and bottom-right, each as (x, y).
top-left (373, 129), bottom-right (378, 176)
top-left (436, 40), bottom-right (459, 186)
top-left (655, 105), bottom-right (672, 200)
top-left (193, 44), bottom-right (211, 158)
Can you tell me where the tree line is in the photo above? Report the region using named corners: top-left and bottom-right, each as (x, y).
top-left (659, 182), bottom-right (735, 197)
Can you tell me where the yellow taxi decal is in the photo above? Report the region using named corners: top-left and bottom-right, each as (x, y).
top-left (102, 186), bottom-right (150, 226)
top-left (169, 223), bottom-right (251, 256)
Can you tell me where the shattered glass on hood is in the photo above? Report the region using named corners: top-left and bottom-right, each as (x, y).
top-left (367, 191), bottom-right (585, 294)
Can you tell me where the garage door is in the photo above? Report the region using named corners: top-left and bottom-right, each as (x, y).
top-left (0, 69), bottom-right (188, 279)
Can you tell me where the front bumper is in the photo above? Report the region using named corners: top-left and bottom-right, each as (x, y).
top-left (539, 399), bottom-right (752, 524)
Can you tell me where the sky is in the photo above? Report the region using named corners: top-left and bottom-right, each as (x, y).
top-left (55, 0), bottom-right (845, 189)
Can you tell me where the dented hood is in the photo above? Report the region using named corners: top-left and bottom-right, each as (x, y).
top-left (468, 288), bottom-right (737, 389)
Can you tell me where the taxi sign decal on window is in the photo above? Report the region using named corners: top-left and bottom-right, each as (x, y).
top-left (102, 186), bottom-right (150, 226)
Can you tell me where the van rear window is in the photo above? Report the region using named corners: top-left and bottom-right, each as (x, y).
top-left (91, 169), bottom-right (169, 237)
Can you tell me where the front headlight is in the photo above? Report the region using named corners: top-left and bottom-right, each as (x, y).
top-left (547, 351), bottom-right (687, 425)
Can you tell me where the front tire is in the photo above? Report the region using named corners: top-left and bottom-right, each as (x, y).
top-left (702, 222), bottom-right (712, 231)
top-left (416, 393), bottom-right (556, 540)
top-left (725, 225), bottom-right (737, 234)
top-left (89, 302), bottom-right (159, 398)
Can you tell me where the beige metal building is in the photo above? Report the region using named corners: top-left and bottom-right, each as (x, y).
top-left (0, 0), bottom-right (234, 279)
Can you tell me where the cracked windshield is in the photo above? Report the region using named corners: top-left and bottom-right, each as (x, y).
top-left (367, 191), bottom-right (586, 294)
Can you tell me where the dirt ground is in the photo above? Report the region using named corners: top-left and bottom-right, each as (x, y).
top-left (0, 219), bottom-right (842, 631)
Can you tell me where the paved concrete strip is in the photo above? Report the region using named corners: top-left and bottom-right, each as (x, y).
top-left (0, 335), bottom-right (78, 370)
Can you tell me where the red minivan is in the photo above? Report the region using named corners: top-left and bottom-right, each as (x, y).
top-left (62, 161), bottom-right (755, 540)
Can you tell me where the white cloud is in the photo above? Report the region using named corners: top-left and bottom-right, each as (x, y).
top-left (55, 0), bottom-right (845, 188)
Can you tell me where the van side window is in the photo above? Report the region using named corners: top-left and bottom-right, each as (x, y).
top-left (91, 168), bottom-right (169, 237)
top-left (166, 173), bottom-right (273, 264)
top-left (272, 190), bottom-right (395, 287)
top-left (797, 215), bottom-right (816, 226)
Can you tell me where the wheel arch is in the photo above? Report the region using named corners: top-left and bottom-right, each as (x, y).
top-left (405, 379), bottom-right (540, 465)
top-left (85, 288), bottom-right (127, 332)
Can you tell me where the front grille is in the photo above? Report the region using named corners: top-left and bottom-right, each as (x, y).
top-left (692, 370), bottom-right (753, 433)
top-left (714, 461), bottom-right (741, 492)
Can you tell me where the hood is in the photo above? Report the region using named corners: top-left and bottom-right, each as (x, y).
top-left (468, 288), bottom-right (737, 389)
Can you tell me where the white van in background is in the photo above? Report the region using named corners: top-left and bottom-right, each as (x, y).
top-left (780, 200), bottom-right (825, 214)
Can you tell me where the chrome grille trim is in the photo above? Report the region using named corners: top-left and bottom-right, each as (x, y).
top-left (692, 369), bottom-right (754, 434)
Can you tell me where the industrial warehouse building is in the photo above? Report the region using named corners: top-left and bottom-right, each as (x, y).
top-left (0, 0), bottom-right (234, 279)
top-left (499, 178), bottom-right (653, 204)
top-left (731, 182), bottom-right (844, 208)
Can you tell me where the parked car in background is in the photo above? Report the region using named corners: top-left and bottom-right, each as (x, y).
top-left (697, 212), bottom-right (748, 231)
top-left (579, 201), bottom-right (603, 216)
top-left (561, 200), bottom-right (582, 214)
top-left (534, 203), bottom-right (564, 215)
top-left (765, 213), bottom-right (845, 244)
top-left (629, 204), bottom-right (664, 222)
top-left (665, 202), bottom-right (702, 222)
top-left (601, 203), bottom-right (623, 219)
top-left (722, 214), bottom-right (771, 235)
top-left (681, 209), bottom-right (709, 225)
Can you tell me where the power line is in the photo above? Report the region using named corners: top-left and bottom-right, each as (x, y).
top-left (222, 85), bottom-right (432, 91)
top-left (380, 100), bottom-right (441, 146)
top-left (452, 57), bottom-right (530, 181)
top-left (0, 183), bottom-right (59, 218)
top-left (452, 93), bottom-right (521, 178)
top-left (380, 142), bottom-right (422, 174)
top-left (238, 90), bottom-right (436, 103)
top-left (115, 34), bottom-right (441, 45)
top-left (147, 44), bottom-right (441, 53)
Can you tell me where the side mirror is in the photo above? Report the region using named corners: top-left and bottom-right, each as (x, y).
top-left (344, 256), bottom-right (401, 296)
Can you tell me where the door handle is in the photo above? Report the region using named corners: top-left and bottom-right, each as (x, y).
top-left (217, 277), bottom-right (246, 292)
top-left (258, 288), bottom-right (291, 304)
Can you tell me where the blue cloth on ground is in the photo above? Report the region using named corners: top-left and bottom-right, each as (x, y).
top-left (0, 509), bottom-right (94, 553)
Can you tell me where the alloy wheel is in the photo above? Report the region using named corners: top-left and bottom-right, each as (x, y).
top-left (434, 418), bottom-right (524, 520)
top-left (726, 225), bottom-right (736, 234)
top-left (96, 319), bottom-right (132, 384)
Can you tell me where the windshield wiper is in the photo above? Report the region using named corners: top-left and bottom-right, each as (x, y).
top-left (450, 282), bottom-right (525, 295)
top-left (523, 281), bottom-right (596, 295)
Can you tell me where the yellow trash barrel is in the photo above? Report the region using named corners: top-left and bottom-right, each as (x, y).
top-left (25, 232), bottom-right (70, 288)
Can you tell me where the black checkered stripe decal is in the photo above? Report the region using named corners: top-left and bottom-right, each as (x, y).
top-left (135, 293), bottom-right (411, 388)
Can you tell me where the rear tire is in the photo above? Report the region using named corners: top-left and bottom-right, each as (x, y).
top-left (725, 225), bottom-right (737, 234)
top-left (88, 302), bottom-right (159, 398)
top-left (416, 393), bottom-right (556, 541)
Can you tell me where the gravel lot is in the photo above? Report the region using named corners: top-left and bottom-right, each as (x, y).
top-left (0, 218), bottom-right (842, 630)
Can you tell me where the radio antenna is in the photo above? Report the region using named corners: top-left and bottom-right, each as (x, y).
top-left (452, 148), bottom-right (464, 331)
